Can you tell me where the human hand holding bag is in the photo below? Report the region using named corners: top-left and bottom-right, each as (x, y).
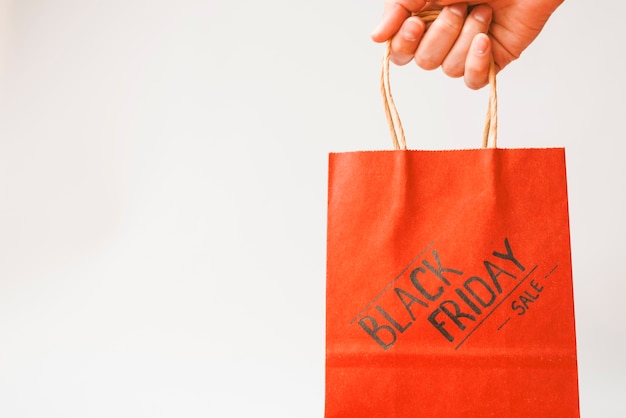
top-left (325, 10), bottom-right (580, 418)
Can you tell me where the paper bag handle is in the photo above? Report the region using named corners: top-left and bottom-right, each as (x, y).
top-left (381, 10), bottom-right (498, 150)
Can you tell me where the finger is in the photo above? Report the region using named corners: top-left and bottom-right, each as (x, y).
top-left (442, 5), bottom-right (492, 78)
top-left (371, 0), bottom-right (428, 43)
top-left (464, 33), bottom-right (492, 90)
top-left (414, 3), bottom-right (468, 71)
top-left (390, 17), bottom-right (426, 65)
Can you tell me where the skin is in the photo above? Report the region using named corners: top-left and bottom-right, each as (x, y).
top-left (371, 0), bottom-right (564, 89)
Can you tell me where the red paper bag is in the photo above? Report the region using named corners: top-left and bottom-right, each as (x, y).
top-left (325, 39), bottom-right (579, 417)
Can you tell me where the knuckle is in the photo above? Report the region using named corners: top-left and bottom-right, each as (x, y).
top-left (414, 53), bottom-right (440, 71)
top-left (442, 61), bottom-right (464, 78)
top-left (465, 62), bottom-right (483, 75)
top-left (391, 54), bottom-right (413, 66)
top-left (394, 39), bottom-right (416, 56)
top-left (465, 79), bottom-right (485, 90)
top-left (464, 72), bottom-right (487, 90)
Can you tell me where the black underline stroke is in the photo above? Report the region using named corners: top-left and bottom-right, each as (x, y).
top-left (349, 241), bottom-right (435, 325)
top-left (497, 317), bottom-right (511, 331)
top-left (454, 265), bottom-right (538, 350)
top-left (544, 264), bottom-right (558, 279)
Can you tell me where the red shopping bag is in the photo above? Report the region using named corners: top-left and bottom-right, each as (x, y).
top-left (324, 35), bottom-right (579, 417)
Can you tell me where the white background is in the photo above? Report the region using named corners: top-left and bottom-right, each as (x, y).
top-left (0, 0), bottom-right (624, 416)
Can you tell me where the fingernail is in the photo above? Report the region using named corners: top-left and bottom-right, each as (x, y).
top-left (472, 34), bottom-right (489, 55)
top-left (474, 7), bottom-right (492, 24)
top-left (401, 18), bottom-right (421, 41)
top-left (448, 4), bottom-right (467, 17)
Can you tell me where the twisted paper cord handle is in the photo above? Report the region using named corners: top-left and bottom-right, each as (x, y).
top-left (381, 9), bottom-right (498, 150)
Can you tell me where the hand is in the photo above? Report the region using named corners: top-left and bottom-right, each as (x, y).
top-left (371, 0), bottom-right (564, 89)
